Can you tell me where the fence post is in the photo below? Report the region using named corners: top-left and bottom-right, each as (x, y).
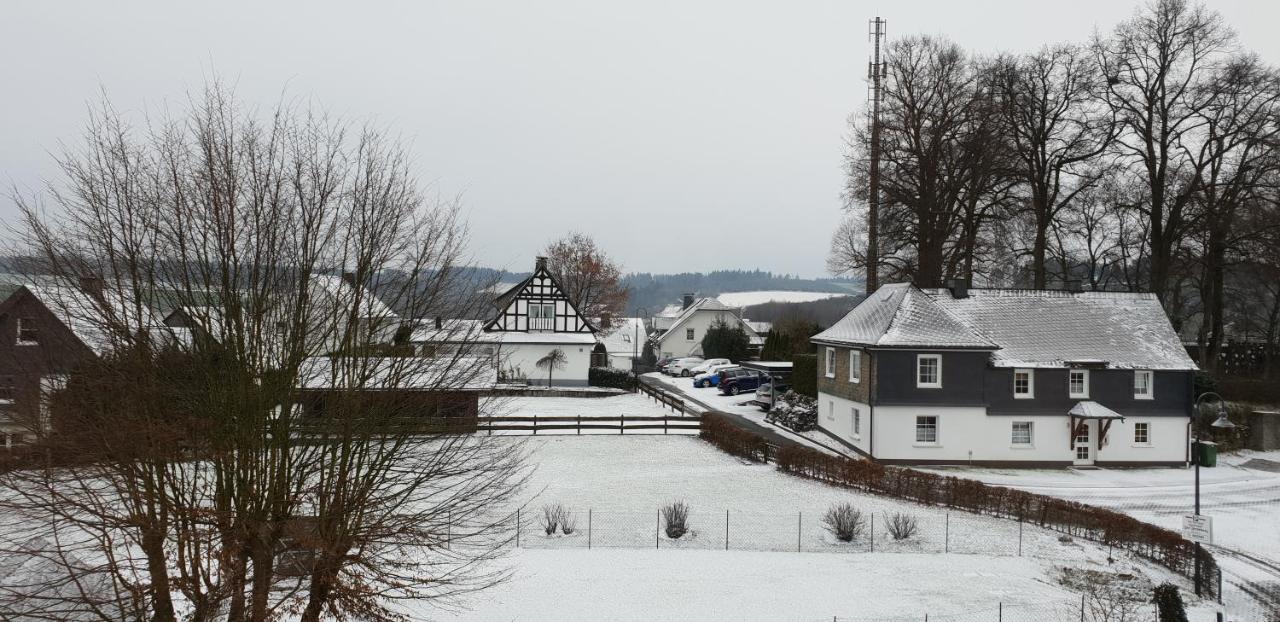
top-left (516, 508), bottom-right (521, 548)
top-left (1018, 521), bottom-right (1023, 557)
top-left (797, 512), bottom-right (802, 553)
top-left (944, 511), bottom-right (949, 554)
top-left (998, 602), bottom-right (1002, 622)
top-left (725, 510), bottom-right (730, 551)
top-left (664, 416), bottom-right (668, 435)
top-left (1079, 594), bottom-right (1085, 622)
top-left (588, 509), bottom-right (592, 549)
top-left (656, 509), bottom-right (660, 549)
top-left (533, 414), bottom-right (537, 436)
top-left (577, 413), bottom-right (581, 435)
top-left (621, 414), bottom-right (625, 435)
top-left (1216, 567), bottom-right (1222, 604)
top-left (447, 511), bottom-right (451, 550)
top-left (870, 515), bottom-right (874, 552)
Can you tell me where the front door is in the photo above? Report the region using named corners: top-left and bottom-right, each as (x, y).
top-left (1073, 422), bottom-right (1094, 466)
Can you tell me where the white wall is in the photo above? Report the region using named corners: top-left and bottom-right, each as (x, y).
top-left (657, 310), bottom-right (735, 358)
top-left (817, 392), bottom-right (871, 455)
top-left (499, 342), bottom-right (592, 386)
top-left (607, 353), bottom-right (634, 370)
top-left (860, 405), bottom-right (1187, 465)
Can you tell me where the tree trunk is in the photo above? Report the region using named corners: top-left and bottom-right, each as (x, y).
top-left (141, 527), bottom-right (178, 622)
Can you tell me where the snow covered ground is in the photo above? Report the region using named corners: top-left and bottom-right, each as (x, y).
top-left (407, 435), bottom-right (1216, 620)
top-left (715, 290), bottom-right (851, 307)
top-left (487, 393), bottom-right (690, 419)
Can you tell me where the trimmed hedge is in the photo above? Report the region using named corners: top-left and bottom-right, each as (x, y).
top-left (588, 366), bottom-right (638, 390)
top-left (699, 413), bottom-right (771, 463)
top-left (773, 444), bottom-right (1218, 597)
top-left (790, 353), bottom-right (817, 398)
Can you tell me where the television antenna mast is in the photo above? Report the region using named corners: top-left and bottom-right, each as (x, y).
top-left (866, 16), bottom-right (886, 296)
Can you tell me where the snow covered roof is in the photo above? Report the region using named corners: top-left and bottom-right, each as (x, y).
top-left (596, 317), bottom-right (648, 356)
top-left (813, 283), bottom-right (1197, 371)
top-left (812, 283), bottom-right (996, 350)
top-left (925, 287), bottom-right (1197, 370)
top-left (408, 318), bottom-right (598, 345)
top-left (296, 356), bottom-right (497, 391)
top-left (1069, 400), bottom-right (1125, 420)
top-left (658, 297), bottom-right (763, 345)
top-left (309, 274), bottom-right (396, 320)
top-left (21, 284), bottom-right (163, 356)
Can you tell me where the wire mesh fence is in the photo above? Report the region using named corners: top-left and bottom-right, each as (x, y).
top-left (821, 598), bottom-right (1149, 622)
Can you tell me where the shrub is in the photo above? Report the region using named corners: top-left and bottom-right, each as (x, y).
top-left (1152, 584), bottom-right (1188, 622)
top-left (821, 503), bottom-right (865, 542)
top-left (883, 512), bottom-right (919, 541)
top-left (700, 413), bottom-right (771, 462)
top-left (766, 390), bottom-right (817, 432)
top-left (790, 353), bottom-right (817, 398)
top-left (559, 509), bottom-right (578, 535)
top-left (662, 501), bottom-right (690, 539)
top-left (540, 505), bottom-right (562, 535)
top-left (589, 366), bottom-right (637, 390)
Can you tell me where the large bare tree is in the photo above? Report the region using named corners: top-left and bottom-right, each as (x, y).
top-left (0, 83), bottom-right (526, 622)
top-left (541, 231), bottom-right (629, 319)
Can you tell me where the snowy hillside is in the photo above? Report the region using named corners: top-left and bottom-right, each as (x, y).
top-left (715, 290), bottom-right (850, 307)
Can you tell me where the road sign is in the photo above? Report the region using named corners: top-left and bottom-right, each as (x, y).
top-left (1183, 515), bottom-right (1213, 544)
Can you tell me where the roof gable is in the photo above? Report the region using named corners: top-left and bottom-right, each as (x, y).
top-left (812, 284), bottom-right (996, 350)
top-left (484, 264), bottom-right (596, 334)
top-left (657, 298), bottom-right (762, 344)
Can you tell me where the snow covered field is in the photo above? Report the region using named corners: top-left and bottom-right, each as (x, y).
top-left (488, 393), bottom-right (689, 419)
top-left (409, 435), bottom-right (1214, 620)
top-left (715, 290), bottom-right (851, 307)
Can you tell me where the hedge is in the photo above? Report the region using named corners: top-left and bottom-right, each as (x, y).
top-left (790, 354), bottom-right (817, 398)
top-left (773, 443), bottom-right (1218, 597)
top-left (699, 413), bottom-right (771, 463)
top-left (588, 366), bottom-right (638, 390)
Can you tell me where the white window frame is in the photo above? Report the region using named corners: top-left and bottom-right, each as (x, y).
top-left (916, 354), bottom-right (942, 389)
top-left (849, 350), bottom-right (862, 383)
top-left (1133, 422), bottom-right (1151, 446)
top-left (852, 406), bottom-right (861, 439)
top-left (1011, 421), bottom-right (1034, 446)
top-left (15, 317), bottom-right (38, 346)
top-left (1133, 370), bottom-right (1154, 400)
top-left (1012, 369), bottom-right (1034, 399)
top-left (915, 415), bottom-right (939, 445)
top-left (1068, 369), bottom-right (1090, 398)
top-left (825, 347), bottom-right (836, 378)
top-left (685, 328), bottom-right (695, 341)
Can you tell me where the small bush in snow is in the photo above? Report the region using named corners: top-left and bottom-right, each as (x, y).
top-left (662, 501), bottom-right (690, 539)
top-left (540, 504), bottom-right (563, 536)
top-left (821, 503), bottom-right (865, 542)
top-left (765, 391), bottom-right (818, 432)
top-left (559, 509), bottom-right (578, 535)
top-left (883, 512), bottom-right (919, 541)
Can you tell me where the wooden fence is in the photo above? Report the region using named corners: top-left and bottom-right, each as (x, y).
top-left (477, 415), bottom-right (700, 435)
top-left (636, 381), bottom-right (692, 416)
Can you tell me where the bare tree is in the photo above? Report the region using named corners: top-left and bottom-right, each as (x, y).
top-left (0, 82), bottom-right (527, 622)
top-left (535, 348), bottom-right (568, 387)
top-left (542, 232), bottom-right (629, 319)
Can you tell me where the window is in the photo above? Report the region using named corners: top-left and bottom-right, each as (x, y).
top-left (1134, 370), bottom-right (1153, 400)
top-left (915, 415), bottom-right (938, 444)
top-left (917, 355), bottom-right (941, 388)
top-left (685, 328), bottom-right (695, 341)
top-left (1011, 421), bottom-right (1033, 445)
top-left (1013, 369), bottom-right (1034, 399)
top-left (1134, 422), bottom-right (1150, 445)
top-left (849, 350), bottom-right (862, 383)
top-left (529, 303), bottom-right (555, 330)
top-left (16, 318), bottom-right (37, 345)
top-left (1068, 369), bottom-right (1090, 398)
top-left (825, 347), bottom-right (836, 378)
top-left (0, 376), bottom-right (13, 404)
top-left (852, 407), bottom-right (861, 437)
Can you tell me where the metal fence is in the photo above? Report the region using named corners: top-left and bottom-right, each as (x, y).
top-left (821, 598), bottom-right (1158, 622)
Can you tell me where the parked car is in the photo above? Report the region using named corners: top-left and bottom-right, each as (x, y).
top-left (655, 357), bottom-right (678, 373)
top-left (719, 369), bottom-right (765, 395)
top-left (755, 378), bottom-right (791, 410)
top-left (667, 357), bottom-right (705, 377)
top-left (688, 358), bottom-right (731, 376)
top-left (693, 364), bottom-right (738, 388)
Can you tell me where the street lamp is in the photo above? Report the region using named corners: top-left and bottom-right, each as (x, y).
top-left (1192, 391), bottom-right (1236, 597)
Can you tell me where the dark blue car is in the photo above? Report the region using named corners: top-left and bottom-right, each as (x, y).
top-left (719, 369), bottom-right (765, 396)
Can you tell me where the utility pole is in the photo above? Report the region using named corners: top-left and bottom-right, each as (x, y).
top-left (866, 16), bottom-right (886, 297)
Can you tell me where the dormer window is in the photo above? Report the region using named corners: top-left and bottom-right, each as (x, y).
top-left (1068, 369), bottom-right (1090, 398)
top-left (917, 354), bottom-right (941, 389)
top-left (1134, 370), bottom-right (1153, 400)
top-left (1013, 369), bottom-right (1034, 399)
top-left (16, 318), bottom-right (38, 345)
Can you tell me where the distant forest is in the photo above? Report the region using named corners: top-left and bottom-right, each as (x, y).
top-left (620, 270), bottom-right (861, 315)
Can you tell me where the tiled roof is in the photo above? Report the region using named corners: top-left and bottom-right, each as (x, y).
top-left (812, 283), bottom-right (996, 349)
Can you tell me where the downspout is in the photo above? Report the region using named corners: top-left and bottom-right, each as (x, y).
top-left (869, 352), bottom-right (876, 459)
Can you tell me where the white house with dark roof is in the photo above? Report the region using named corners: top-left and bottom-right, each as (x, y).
top-left (651, 294), bottom-right (764, 359)
top-left (595, 316), bottom-right (648, 370)
top-left (810, 282), bottom-right (1198, 467)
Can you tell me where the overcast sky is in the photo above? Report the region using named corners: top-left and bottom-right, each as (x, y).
top-left (1, 1), bottom-right (1275, 277)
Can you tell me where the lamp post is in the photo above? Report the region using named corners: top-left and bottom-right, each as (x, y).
top-left (1192, 391), bottom-right (1235, 597)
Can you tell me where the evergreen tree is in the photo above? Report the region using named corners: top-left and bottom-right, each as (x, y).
top-left (701, 318), bottom-right (751, 361)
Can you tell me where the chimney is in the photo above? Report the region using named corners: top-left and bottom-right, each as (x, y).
top-left (946, 278), bottom-right (968, 299)
top-left (434, 316), bottom-right (443, 330)
top-left (78, 274), bottom-right (103, 298)
top-left (600, 313), bottom-right (613, 329)
top-left (1066, 279), bottom-right (1084, 293)
top-left (342, 271), bottom-right (358, 286)
top-left (535, 256), bottom-right (548, 272)
top-left (682, 293), bottom-right (695, 310)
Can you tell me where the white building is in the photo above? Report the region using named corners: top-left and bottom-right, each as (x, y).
top-left (652, 294), bottom-right (764, 359)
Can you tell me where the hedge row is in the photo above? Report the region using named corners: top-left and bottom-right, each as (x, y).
top-left (774, 444), bottom-right (1218, 596)
top-left (588, 366), bottom-right (638, 390)
top-left (699, 413), bottom-right (771, 463)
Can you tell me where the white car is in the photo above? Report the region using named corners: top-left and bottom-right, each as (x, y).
top-left (666, 357), bottom-right (705, 377)
top-left (688, 358), bottom-right (731, 376)
top-left (693, 364), bottom-right (738, 388)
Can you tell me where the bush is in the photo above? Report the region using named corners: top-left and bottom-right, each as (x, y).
top-left (559, 509), bottom-right (578, 535)
top-left (1152, 583), bottom-right (1188, 622)
top-left (662, 501), bottom-right (690, 539)
top-left (790, 353), bottom-right (817, 398)
top-left (540, 504), bottom-right (562, 536)
top-left (700, 413), bottom-right (771, 462)
top-left (589, 366), bottom-right (637, 390)
top-left (701, 318), bottom-right (751, 361)
top-left (883, 512), bottom-right (919, 540)
top-left (821, 503), bottom-right (865, 542)
top-left (766, 390), bottom-right (818, 432)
